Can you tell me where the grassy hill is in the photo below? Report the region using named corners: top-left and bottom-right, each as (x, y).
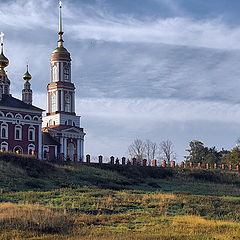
top-left (0, 153), bottom-right (240, 240)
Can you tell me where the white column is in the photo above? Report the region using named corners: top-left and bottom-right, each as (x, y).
top-left (38, 124), bottom-right (42, 159)
top-left (60, 137), bottom-right (64, 153)
top-left (61, 62), bottom-right (64, 82)
top-left (54, 145), bottom-right (58, 158)
top-left (57, 63), bottom-right (60, 81)
top-left (81, 139), bottom-right (84, 161)
top-left (72, 92), bottom-right (75, 113)
top-left (61, 90), bottom-right (64, 111)
top-left (56, 90), bottom-right (59, 112)
top-left (77, 139), bottom-right (80, 161)
top-left (64, 138), bottom-right (67, 160)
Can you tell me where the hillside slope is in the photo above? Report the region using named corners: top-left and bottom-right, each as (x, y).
top-left (0, 153), bottom-right (240, 240)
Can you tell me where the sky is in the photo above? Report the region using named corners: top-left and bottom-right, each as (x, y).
top-left (1, 0), bottom-right (240, 160)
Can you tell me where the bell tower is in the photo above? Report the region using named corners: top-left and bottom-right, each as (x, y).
top-left (43, 1), bottom-right (79, 127)
top-left (42, 1), bottom-right (85, 162)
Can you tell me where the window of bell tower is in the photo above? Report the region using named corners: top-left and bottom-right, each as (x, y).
top-left (64, 93), bottom-right (71, 112)
top-left (64, 67), bottom-right (69, 81)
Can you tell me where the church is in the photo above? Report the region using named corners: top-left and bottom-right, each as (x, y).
top-left (0, 2), bottom-right (85, 161)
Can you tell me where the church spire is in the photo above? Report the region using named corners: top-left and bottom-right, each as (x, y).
top-left (22, 64), bottom-right (33, 105)
top-left (0, 32), bottom-right (10, 96)
top-left (0, 32), bottom-right (9, 76)
top-left (58, 1), bottom-right (64, 48)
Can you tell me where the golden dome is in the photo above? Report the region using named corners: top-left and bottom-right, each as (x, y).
top-left (52, 46), bottom-right (69, 54)
top-left (23, 70), bottom-right (32, 81)
top-left (0, 47), bottom-right (9, 69)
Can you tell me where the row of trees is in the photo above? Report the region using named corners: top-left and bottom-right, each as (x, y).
top-left (128, 139), bottom-right (176, 165)
top-left (128, 139), bottom-right (240, 166)
top-left (186, 140), bottom-right (240, 166)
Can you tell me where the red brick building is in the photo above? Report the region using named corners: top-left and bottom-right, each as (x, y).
top-left (0, 34), bottom-right (43, 158)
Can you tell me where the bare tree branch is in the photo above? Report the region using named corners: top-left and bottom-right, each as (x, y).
top-left (159, 140), bottom-right (176, 166)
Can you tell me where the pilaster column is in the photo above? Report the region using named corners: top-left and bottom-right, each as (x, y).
top-left (72, 92), bottom-right (75, 113)
top-left (56, 90), bottom-right (59, 112)
top-left (60, 137), bottom-right (64, 153)
top-left (38, 124), bottom-right (42, 159)
top-left (61, 90), bottom-right (64, 111)
top-left (64, 138), bottom-right (67, 159)
top-left (81, 139), bottom-right (84, 161)
top-left (77, 139), bottom-right (80, 161)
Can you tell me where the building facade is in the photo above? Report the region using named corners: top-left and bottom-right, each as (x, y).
top-left (0, 36), bottom-right (43, 158)
top-left (0, 3), bottom-right (85, 161)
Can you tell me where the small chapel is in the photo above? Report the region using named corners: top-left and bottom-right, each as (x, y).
top-left (0, 2), bottom-right (85, 161)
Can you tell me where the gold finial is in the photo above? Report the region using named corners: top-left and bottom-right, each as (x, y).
top-left (23, 63), bottom-right (32, 81)
top-left (58, 1), bottom-right (64, 48)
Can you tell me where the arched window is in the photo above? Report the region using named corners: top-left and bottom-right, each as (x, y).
top-left (33, 116), bottom-right (39, 121)
top-left (13, 146), bottom-right (23, 154)
top-left (64, 93), bottom-right (71, 112)
top-left (6, 113), bottom-right (13, 118)
top-left (15, 114), bottom-right (23, 119)
top-left (49, 119), bottom-right (52, 126)
top-left (24, 115), bottom-right (32, 121)
top-left (28, 144), bottom-right (35, 155)
top-left (0, 111), bottom-right (4, 117)
top-left (28, 127), bottom-right (35, 141)
top-left (1, 142), bottom-right (8, 152)
top-left (15, 125), bottom-right (22, 140)
top-left (1, 123), bottom-right (8, 139)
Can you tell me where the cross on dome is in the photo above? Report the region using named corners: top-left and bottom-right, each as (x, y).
top-left (59, 1), bottom-right (62, 8)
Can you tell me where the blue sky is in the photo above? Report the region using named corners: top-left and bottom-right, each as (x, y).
top-left (1, 0), bottom-right (240, 160)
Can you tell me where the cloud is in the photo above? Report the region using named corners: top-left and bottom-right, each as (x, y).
top-left (1, 0), bottom-right (240, 157)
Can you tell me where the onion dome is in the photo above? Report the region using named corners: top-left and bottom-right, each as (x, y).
top-left (23, 65), bottom-right (32, 81)
top-left (0, 43), bottom-right (9, 69)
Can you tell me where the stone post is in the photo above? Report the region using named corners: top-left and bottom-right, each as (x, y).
top-left (236, 165), bottom-right (240, 173)
top-left (132, 158), bottom-right (137, 166)
top-left (198, 162), bottom-right (202, 169)
top-left (180, 161), bottom-right (185, 168)
top-left (110, 156), bottom-right (115, 165)
top-left (98, 155), bottom-right (103, 164)
top-left (122, 157), bottom-right (126, 165)
top-left (229, 165), bottom-right (232, 171)
top-left (221, 164), bottom-right (225, 170)
top-left (189, 162), bottom-right (193, 168)
top-left (171, 161), bottom-right (176, 168)
top-left (214, 163), bottom-right (217, 169)
top-left (152, 159), bottom-right (157, 167)
top-left (206, 163), bottom-right (210, 170)
top-left (86, 154), bottom-right (91, 164)
top-left (162, 160), bottom-right (167, 168)
top-left (143, 159), bottom-right (147, 166)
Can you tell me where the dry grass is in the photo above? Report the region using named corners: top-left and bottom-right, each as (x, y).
top-left (0, 203), bottom-right (74, 235)
top-left (0, 203), bottom-right (240, 240)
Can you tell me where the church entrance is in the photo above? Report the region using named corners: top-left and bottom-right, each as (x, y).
top-left (67, 142), bottom-right (76, 161)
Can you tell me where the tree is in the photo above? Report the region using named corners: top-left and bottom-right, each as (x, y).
top-left (159, 140), bottom-right (176, 166)
top-left (222, 147), bottom-right (240, 166)
top-left (145, 139), bottom-right (157, 165)
top-left (128, 139), bottom-right (146, 164)
top-left (185, 141), bottom-right (221, 165)
top-left (186, 141), bottom-right (206, 164)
